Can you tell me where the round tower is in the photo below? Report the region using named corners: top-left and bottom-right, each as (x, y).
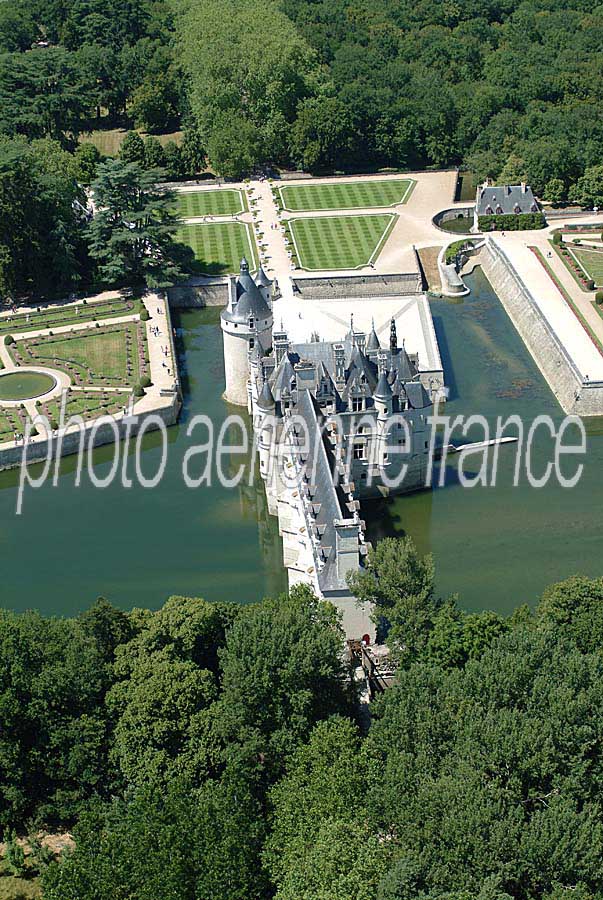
top-left (221, 258), bottom-right (273, 405)
top-left (255, 378), bottom-right (277, 481)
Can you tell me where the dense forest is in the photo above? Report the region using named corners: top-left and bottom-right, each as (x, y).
top-left (1, 538), bottom-right (603, 900)
top-left (1, 0), bottom-right (603, 189)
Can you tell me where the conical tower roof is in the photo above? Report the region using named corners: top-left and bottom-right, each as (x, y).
top-left (366, 319), bottom-right (380, 351)
top-left (223, 257), bottom-right (272, 325)
top-left (374, 369), bottom-right (393, 400)
top-left (257, 378), bottom-right (276, 410)
top-left (255, 265), bottom-right (272, 288)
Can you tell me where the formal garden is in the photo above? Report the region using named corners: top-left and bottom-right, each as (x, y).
top-left (287, 213), bottom-right (397, 270)
top-left (276, 178), bottom-right (415, 212)
top-left (37, 389), bottom-right (134, 431)
top-left (0, 406), bottom-right (31, 442)
top-left (551, 230), bottom-right (603, 291)
top-left (174, 188), bottom-right (247, 219)
top-left (0, 297), bottom-right (141, 337)
top-left (176, 221), bottom-right (258, 274)
top-left (7, 322), bottom-right (149, 389)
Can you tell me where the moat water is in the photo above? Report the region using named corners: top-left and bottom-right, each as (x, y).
top-left (1, 268), bottom-right (602, 618)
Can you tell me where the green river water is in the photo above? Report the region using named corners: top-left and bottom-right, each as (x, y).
top-left (1, 268), bottom-right (602, 617)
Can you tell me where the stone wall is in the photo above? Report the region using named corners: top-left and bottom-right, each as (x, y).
top-left (0, 394), bottom-right (180, 472)
top-left (167, 280), bottom-right (228, 309)
top-left (478, 239), bottom-right (603, 416)
top-left (432, 206), bottom-right (474, 230)
top-left (292, 272), bottom-right (422, 300)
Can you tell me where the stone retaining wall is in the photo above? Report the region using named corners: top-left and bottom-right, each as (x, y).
top-left (167, 281), bottom-right (228, 308)
top-left (478, 239), bottom-right (603, 416)
top-left (0, 394), bottom-right (180, 472)
top-left (292, 272), bottom-right (422, 300)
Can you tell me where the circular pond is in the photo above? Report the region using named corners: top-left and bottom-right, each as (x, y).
top-left (0, 371), bottom-right (57, 401)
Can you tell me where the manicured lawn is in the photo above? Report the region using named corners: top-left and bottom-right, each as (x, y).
top-left (0, 297), bottom-right (139, 336)
top-left (278, 179), bottom-right (415, 212)
top-left (176, 222), bottom-right (258, 274)
top-left (13, 323), bottom-right (148, 387)
top-left (174, 189), bottom-right (247, 219)
top-left (571, 247), bottom-right (603, 286)
top-left (289, 214), bottom-right (397, 270)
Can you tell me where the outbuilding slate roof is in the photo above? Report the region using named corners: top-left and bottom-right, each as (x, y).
top-left (476, 183), bottom-right (540, 216)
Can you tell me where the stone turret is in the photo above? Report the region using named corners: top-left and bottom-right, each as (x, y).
top-left (221, 257), bottom-right (273, 405)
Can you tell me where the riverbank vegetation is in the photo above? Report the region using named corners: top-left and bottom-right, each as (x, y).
top-left (1, 539), bottom-right (603, 899)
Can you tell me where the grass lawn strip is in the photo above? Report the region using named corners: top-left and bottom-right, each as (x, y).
top-left (530, 247), bottom-right (603, 356)
top-left (549, 240), bottom-right (592, 291)
top-left (0, 297), bottom-right (139, 337)
top-left (570, 246), bottom-right (603, 286)
top-left (175, 189), bottom-right (246, 219)
top-left (176, 222), bottom-right (258, 274)
top-left (289, 214), bottom-right (396, 270)
top-left (11, 323), bottom-right (149, 388)
top-left (278, 179), bottom-right (414, 212)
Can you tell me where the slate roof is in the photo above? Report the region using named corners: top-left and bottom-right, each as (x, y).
top-left (222, 257), bottom-right (272, 325)
top-left (265, 333), bottom-right (430, 412)
top-left (476, 183), bottom-right (540, 216)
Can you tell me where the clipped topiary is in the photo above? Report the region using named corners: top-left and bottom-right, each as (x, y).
top-left (134, 383), bottom-right (145, 397)
top-left (5, 334), bottom-right (14, 345)
top-left (140, 308), bottom-right (150, 322)
top-left (595, 291), bottom-right (603, 305)
top-left (140, 375), bottom-right (151, 388)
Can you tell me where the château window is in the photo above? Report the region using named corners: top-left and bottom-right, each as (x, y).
top-left (353, 443), bottom-right (365, 460)
top-left (352, 397), bottom-right (363, 412)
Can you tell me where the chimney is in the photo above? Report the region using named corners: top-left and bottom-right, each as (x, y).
top-left (333, 343), bottom-right (345, 383)
top-left (273, 331), bottom-right (289, 365)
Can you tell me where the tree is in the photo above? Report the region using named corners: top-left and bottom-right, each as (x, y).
top-left (537, 575), bottom-right (603, 654)
top-left (4, 829), bottom-right (26, 876)
top-left (87, 159), bottom-right (192, 287)
top-left (118, 131), bottom-right (145, 165)
top-left (42, 776), bottom-right (268, 900)
top-left (74, 143), bottom-right (103, 185)
top-left (290, 97), bottom-right (358, 172)
top-left (130, 78), bottom-right (177, 133)
top-left (0, 47), bottom-right (94, 142)
top-left (543, 178), bottom-right (566, 204)
top-left (143, 135), bottom-right (165, 169)
top-left (214, 586), bottom-right (353, 778)
top-left (206, 113), bottom-right (262, 179)
top-left (179, 0), bottom-right (322, 169)
top-left (0, 136), bottom-right (88, 299)
top-left (368, 626), bottom-right (603, 899)
top-left (569, 166), bottom-right (603, 208)
top-left (348, 536), bottom-right (439, 657)
top-left (264, 717), bottom-right (386, 897)
top-left (162, 141), bottom-right (183, 179)
top-left (0, 4), bottom-right (37, 52)
top-left (0, 609), bottom-right (113, 829)
top-left (180, 128), bottom-right (206, 177)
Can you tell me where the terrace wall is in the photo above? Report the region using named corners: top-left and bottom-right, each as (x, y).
top-left (0, 394), bottom-right (180, 472)
top-left (292, 272), bottom-right (422, 300)
top-left (478, 239), bottom-right (603, 416)
top-left (167, 280), bottom-right (229, 308)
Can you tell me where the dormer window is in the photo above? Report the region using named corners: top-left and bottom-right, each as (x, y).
top-left (495, 205), bottom-right (503, 215)
top-left (351, 397), bottom-right (363, 412)
top-left (485, 205), bottom-right (493, 214)
top-left (514, 204), bottom-right (521, 214)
